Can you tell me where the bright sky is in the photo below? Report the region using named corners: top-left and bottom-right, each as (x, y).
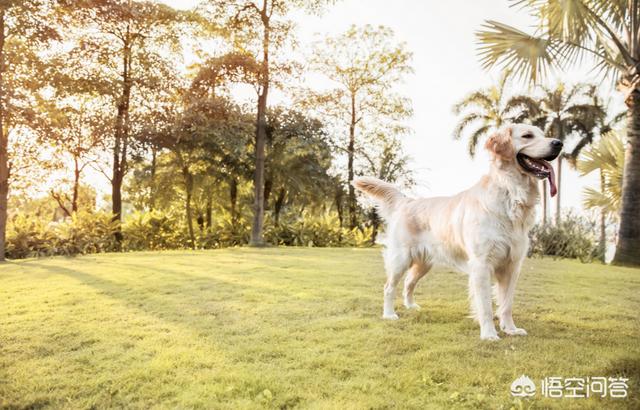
top-left (158, 0), bottom-right (617, 217)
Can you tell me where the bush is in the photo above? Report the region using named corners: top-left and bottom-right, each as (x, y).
top-left (199, 213), bottom-right (251, 248)
top-left (6, 215), bottom-right (58, 258)
top-left (529, 212), bottom-right (598, 262)
top-left (122, 210), bottom-right (187, 251)
top-left (4, 209), bottom-right (375, 259)
top-left (264, 211), bottom-right (374, 247)
top-left (6, 212), bottom-right (119, 259)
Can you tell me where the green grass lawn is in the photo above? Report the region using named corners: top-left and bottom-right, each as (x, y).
top-left (1, 248), bottom-right (639, 409)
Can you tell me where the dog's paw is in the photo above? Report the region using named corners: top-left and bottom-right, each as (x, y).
top-left (382, 313), bottom-right (399, 320)
top-left (404, 302), bottom-right (421, 310)
top-left (480, 330), bottom-right (501, 341)
top-left (503, 327), bottom-right (528, 336)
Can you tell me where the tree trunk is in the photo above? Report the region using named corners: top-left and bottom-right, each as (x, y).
top-left (264, 176), bottom-right (272, 212)
top-left (182, 166), bottom-right (195, 250)
top-left (613, 98), bottom-right (640, 265)
top-left (335, 188), bottom-right (343, 227)
top-left (111, 167), bottom-right (124, 242)
top-left (542, 180), bottom-right (547, 225)
top-left (205, 193), bottom-right (212, 230)
top-left (347, 92), bottom-right (357, 228)
top-left (250, 7), bottom-right (270, 247)
top-left (555, 156), bottom-right (562, 226)
top-left (72, 155), bottom-right (80, 213)
top-left (111, 25), bottom-right (133, 244)
top-left (0, 12), bottom-right (7, 262)
top-left (598, 169), bottom-right (606, 263)
top-left (369, 208), bottom-right (380, 245)
top-left (230, 178), bottom-right (238, 226)
top-left (274, 188), bottom-right (285, 225)
top-left (149, 146), bottom-right (157, 211)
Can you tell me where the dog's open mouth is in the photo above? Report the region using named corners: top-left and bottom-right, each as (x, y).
top-left (517, 153), bottom-right (557, 197)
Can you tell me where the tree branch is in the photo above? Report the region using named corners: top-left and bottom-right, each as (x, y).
top-left (50, 190), bottom-right (72, 217)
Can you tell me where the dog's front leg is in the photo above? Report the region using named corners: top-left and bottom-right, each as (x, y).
top-left (496, 264), bottom-right (527, 336)
top-left (469, 262), bottom-right (500, 341)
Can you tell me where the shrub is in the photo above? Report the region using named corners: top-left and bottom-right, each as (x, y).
top-left (199, 213), bottom-right (251, 248)
top-left (122, 210), bottom-right (188, 251)
top-left (52, 211), bottom-right (119, 255)
top-left (529, 212), bottom-right (598, 262)
top-left (5, 208), bottom-right (375, 259)
top-left (6, 212), bottom-right (119, 259)
top-left (264, 211), bottom-right (374, 247)
top-left (6, 215), bottom-right (58, 258)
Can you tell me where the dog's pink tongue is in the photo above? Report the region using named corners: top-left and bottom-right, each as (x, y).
top-left (548, 164), bottom-right (557, 197)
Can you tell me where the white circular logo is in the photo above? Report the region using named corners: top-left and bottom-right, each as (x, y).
top-left (511, 375), bottom-right (536, 397)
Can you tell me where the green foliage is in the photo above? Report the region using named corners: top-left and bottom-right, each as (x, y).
top-left (264, 211), bottom-right (373, 247)
top-left (577, 131), bottom-right (624, 219)
top-left (200, 213), bottom-right (251, 248)
top-left (5, 209), bottom-right (375, 259)
top-left (5, 215), bottom-right (57, 259)
top-left (122, 210), bottom-right (185, 251)
top-left (529, 213), bottom-right (599, 262)
top-left (6, 212), bottom-right (119, 258)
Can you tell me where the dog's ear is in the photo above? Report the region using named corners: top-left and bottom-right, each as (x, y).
top-left (485, 127), bottom-right (515, 160)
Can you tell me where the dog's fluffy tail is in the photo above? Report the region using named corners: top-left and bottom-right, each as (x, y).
top-left (352, 177), bottom-right (405, 218)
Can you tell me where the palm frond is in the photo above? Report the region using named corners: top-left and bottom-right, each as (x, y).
top-left (453, 91), bottom-right (494, 115)
top-left (605, 110), bottom-right (627, 130)
top-left (476, 20), bottom-right (570, 84)
top-left (453, 112), bottom-right (485, 140)
top-left (514, 0), bottom-right (594, 43)
top-left (504, 95), bottom-right (541, 121)
top-left (582, 186), bottom-right (612, 209)
top-left (467, 124), bottom-right (491, 158)
top-left (577, 131), bottom-right (624, 175)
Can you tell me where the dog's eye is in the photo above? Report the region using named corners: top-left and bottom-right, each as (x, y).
top-left (522, 134), bottom-right (534, 139)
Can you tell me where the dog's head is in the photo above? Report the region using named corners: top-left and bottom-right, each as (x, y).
top-left (485, 124), bottom-right (563, 197)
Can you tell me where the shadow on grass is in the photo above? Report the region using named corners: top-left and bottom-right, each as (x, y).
top-left (600, 356), bottom-right (640, 382)
top-left (23, 260), bottom-right (376, 341)
top-left (23, 261), bottom-right (270, 329)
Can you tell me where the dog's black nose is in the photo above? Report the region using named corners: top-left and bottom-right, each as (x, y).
top-left (551, 139), bottom-right (563, 149)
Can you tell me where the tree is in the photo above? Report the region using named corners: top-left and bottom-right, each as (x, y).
top-left (38, 96), bottom-right (107, 216)
top-left (453, 70), bottom-right (539, 157)
top-left (188, 51), bottom-right (258, 228)
top-left (578, 131), bottom-right (625, 262)
top-left (308, 24), bottom-right (413, 228)
top-left (531, 83), bottom-right (600, 225)
top-left (171, 93), bottom-right (253, 248)
top-left (60, 0), bottom-right (183, 243)
top-left (264, 107), bottom-right (332, 225)
top-left (0, 0), bottom-right (59, 261)
top-left (208, 0), bottom-right (332, 245)
top-left (476, 0), bottom-right (640, 265)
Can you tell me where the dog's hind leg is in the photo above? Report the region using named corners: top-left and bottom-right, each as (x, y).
top-left (382, 248), bottom-right (411, 320)
top-left (403, 262), bottom-right (431, 309)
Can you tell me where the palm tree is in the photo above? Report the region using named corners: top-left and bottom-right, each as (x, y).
top-left (577, 131), bottom-right (625, 261)
top-left (476, 0), bottom-right (640, 265)
top-left (453, 71), bottom-right (539, 157)
top-left (565, 86), bottom-right (624, 161)
top-left (531, 83), bottom-right (601, 225)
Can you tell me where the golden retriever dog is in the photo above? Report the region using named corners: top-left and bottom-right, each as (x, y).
top-left (353, 124), bottom-right (562, 340)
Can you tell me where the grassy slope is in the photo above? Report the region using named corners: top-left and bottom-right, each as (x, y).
top-left (1, 248), bottom-right (639, 409)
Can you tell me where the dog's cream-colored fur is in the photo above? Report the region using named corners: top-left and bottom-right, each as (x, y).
top-left (353, 124), bottom-right (561, 340)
